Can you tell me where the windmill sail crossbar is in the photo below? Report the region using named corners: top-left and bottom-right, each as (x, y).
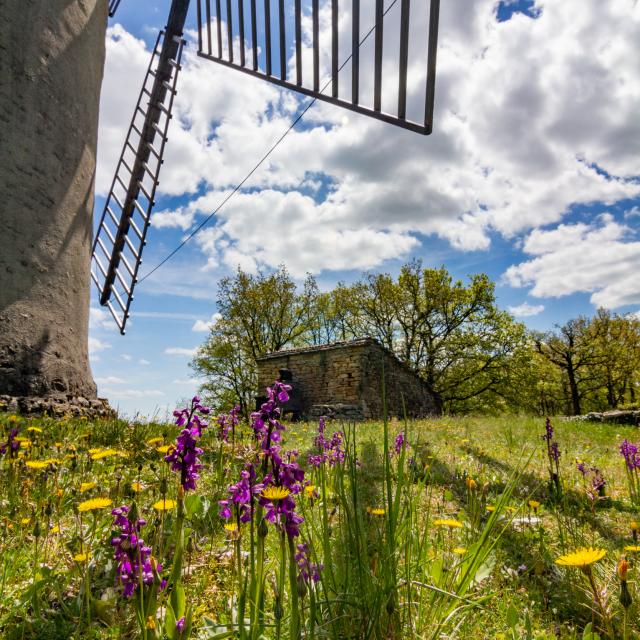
top-left (195, 0), bottom-right (439, 134)
top-left (108, 0), bottom-right (124, 17)
top-left (91, 30), bottom-right (186, 334)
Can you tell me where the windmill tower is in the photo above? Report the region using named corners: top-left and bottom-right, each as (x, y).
top-left (0, 0), bottom-right (109, 415)
top-left (0, 0), bottom-right (439, 413)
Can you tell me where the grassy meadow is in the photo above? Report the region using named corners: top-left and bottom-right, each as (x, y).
top-left (1, 402), bottom-right (639, 639)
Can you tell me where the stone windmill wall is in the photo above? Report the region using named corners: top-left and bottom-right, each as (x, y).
top-left (0, 1), bottom-right (110, 416)
top-left (256, 338), bottom-right (441, 420)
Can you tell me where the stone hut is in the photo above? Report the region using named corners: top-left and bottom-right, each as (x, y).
top-left (256, 338), bottom-right (441, 420)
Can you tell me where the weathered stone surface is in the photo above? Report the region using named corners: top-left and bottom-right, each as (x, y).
top-left (257, 338), bottom-right (441, 420)
top-left (0, 394), bottom-right (114, 419)
top-left (580, 410), bottom-right (640, 426)
top-left (0, 0), bottom-right (108, 399)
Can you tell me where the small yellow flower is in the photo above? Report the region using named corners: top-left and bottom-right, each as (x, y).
top-left (146, 437), bottom-right (163, 446)
top-left (156, 445), bottom-right (173, 454)
top-left (304, 485), bottom-right (317, 498)
top-left (21, 517), bottom-right (31, 526)
top-left (631, 521), bottom-right (639, 532)
top-left (131, 482), bottom-right (144, 493)
top-left (261, 486), bottom-right (290, 501)
top-left (556, 547), bottom-right (606, 569)
top-left (433, 518), bottom-right (463, 529)
top-left (91, 449), bottom-right (118, 460)
top-left (153, 499), bottom-right (176, 511)
top-left (224, 523), bottom-right (238, 532)
top-left (146, 616), bottom-right (156, 630)
top-left (27, 427), bottom-right (43, 434)
top-left (73, 553), bottom-right (89, 563)
top-left (19, 440), bottom-right (32, 449)
top-left (528, 500), bottom-right (541, 510)
top-left (78, 497), bottom-right (113, 512)
top-left (367, 507), bottom-right (385, 516)
top-left (56, 488), bottom-right (64, 498)
top-left (88, 448), bottom-right (102, 454)
top-left (624, 545), bottom-right (640, 552)
top-left (50, 525), bottom-right (60, 535)
top-left (486, 505), bottom-right (496, 513)
top-left (8, 415), bottom-right (18, 423)
top-left (465, 477), bottom-right (477, 490)
top-left (453, 547), bottom-right (467, 555)
top-left (80, 482), bottom-right (96, 493)
top-left (25, 460), bottom-right (50, 470)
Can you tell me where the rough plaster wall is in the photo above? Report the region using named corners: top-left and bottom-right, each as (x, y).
top-left (0, 0), bottom-right (107, 397)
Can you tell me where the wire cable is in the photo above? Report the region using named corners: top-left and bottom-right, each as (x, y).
top-left (137, 0), bottom-right (400, 285)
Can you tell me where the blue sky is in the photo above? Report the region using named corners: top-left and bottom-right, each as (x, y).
top-left (90, 0), bottom-right (640, 416)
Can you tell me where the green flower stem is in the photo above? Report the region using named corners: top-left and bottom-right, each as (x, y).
top-left (287, 535), bottom-right (300, 640)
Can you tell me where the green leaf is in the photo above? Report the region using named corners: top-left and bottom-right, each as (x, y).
top-left (171, 582), bottom-right (186, 619)
top-left (184, 494), bottom-right (203, 518)
top-left (506, 603), bottom-right (519, 629)
top-left (165, 602), bottom-right (178, 640)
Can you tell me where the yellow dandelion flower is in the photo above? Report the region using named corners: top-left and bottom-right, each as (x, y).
top-left (528, 500), bottom-right (541, 510)
top-left (56, 488), bottom-right (64, 498)
top-left (153, 499), bottom-right (176, 511)
top-left (224, 523), bottom-right (238, 532)
top-left (27, 427), bottom-right (43, 434)
top-left (631, 521), bottom-right (639, 532)
top-left (91, 449), bottom-right (118, 460)
top-left (78, 497), bottom-right (113, 512)
top-left (54, 442), bottom-right (62, 449)
top-left (146, 437), bottom-right (163, 446)
top-left (465, 477), bottom-right (477, 490)
top-left (80, 482), bottom-right (96, 493)
top-left (19, 440), bottom-right (32, 449)
top-left (368, 507), bottom-right (385, 516)
top-left (9, 415), bottom-right (18, 423)
top-left (21, 517), bottom-right (31, 525)
top-left (486, 505), bottom-right (496, 513)
top-left (433, 518), bottom-right (463, 529)
top-left (25, 460), bottom-right (50, 470)
top-left (460, 438), bottom-right (470, 444)
top-left (261, 486), bottom-right (291, 501)
top-left (624, 545), bottom-right (640, 552)
top-left (88, 448), bottom-right (102, 454)
top-left (304, 485), bottom-right (317, 498)
top-left (131, 482), bottom-right (144, 493)
top-left (556, 547), bottom-right (606, 569)
top-left (73, 553), bottom-right (89, 563)
top-left (156, 445), bottom-right (173, 454)
top-left (50, 525), bottom-right (60, 534)
top-left (453, 547), bottom-right (467, 555)
top-left (146, 616), bottom-right (156, 630)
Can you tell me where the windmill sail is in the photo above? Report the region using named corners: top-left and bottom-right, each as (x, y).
top-left (91, 29), bottom-right (186, 334)
top-left (94, 0), bottom-right (440, 334)
top-left (196, 0), bottom-right (440, 134)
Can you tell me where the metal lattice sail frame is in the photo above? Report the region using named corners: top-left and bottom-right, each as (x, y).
top-left (93, 0), bottom-right (440, 334)
top-left (195, 0), bottom-right (440, 134)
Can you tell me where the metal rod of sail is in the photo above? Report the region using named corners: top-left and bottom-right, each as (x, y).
top-left (279, 0), bottom-right (286, 80)
top-left (295, 0), bottom-right (302, 85)
top-left (351, 0), bottom-right (359, 104)
top-left (331, 0), bottom-right (338, 97)
top-left (227, 0), bottom-right (234, 61)
top-left (238, 0), bottom-right (245, 65)
top-left (374, 0), bottom-right (383, 112)
top-left (251, 0), bottom-right (258, 69)
top-left (98, 0), bottom-right (191, 308)
top-left (397, 0), bottom-right (410, 119)
top-left (312, 0), bottom-right (319, 91)
top-left (265, 0), bottom-right (272, 75)
top-left (205, 0), bottom-right (213, 54)
top-left (216, 0), bottom-right (223, 57)
top-left (424, 0), bottom-right (440, 132)
top-left (197, 0), bottom-right (204, 51)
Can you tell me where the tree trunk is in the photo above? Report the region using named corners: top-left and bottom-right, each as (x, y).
top-left (0, 0), bottom-right (107, 402)
top-left (566, 363), bottom-right (581, 416)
